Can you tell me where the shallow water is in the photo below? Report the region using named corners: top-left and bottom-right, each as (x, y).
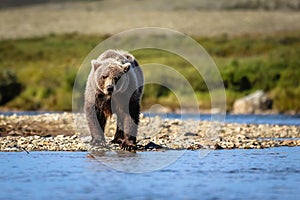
top-left (1, 112), bottom-right (299, 126)
top-left (145, 113), bottom-right (300, 126)
top-left (1, 147), bottom-right (300, 200)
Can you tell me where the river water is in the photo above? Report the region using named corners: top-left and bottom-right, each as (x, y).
top-left (0, 147), bottom-right (299, 200)
top-left (0, 113), bottom-right (299, 199)
top-left (145, 113), bottom-right (300, 126)
top-left (1, 112), bottom-right (300, 126)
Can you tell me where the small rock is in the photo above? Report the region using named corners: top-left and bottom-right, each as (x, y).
top-left (184, 132), bottom-right (198, 137)
top-left (145, 142), bottom-right (164, 150)
top-left (214, 143), bottom-right (224, 150)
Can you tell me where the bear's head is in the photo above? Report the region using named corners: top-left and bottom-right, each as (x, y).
top-left (91, 59), bottom-right (131, 96)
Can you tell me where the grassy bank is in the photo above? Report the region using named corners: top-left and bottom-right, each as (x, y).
top-left (0, 31), bottom-right (300, 112)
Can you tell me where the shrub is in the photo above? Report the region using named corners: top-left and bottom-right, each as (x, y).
top-left (0, 69), bottom-right (22, 105)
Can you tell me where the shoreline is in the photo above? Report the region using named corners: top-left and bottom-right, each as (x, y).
top-left (0, 113), bottom-right (299, 152)
top-left (1, 108), bottom-right (300, 115)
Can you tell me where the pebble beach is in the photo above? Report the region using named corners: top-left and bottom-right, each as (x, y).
top-left (0, 113), bottom-right (299, 152)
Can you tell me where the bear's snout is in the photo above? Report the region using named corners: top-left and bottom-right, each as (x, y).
top-left (106, 85), bottom-right (114, 94)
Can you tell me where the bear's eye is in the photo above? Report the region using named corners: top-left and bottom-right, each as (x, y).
top-left (101, 75), bottom-right (108, 79)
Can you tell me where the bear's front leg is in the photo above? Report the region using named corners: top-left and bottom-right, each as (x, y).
top-left (111, 124), bottom-right (124, 144)
top-left (121, 133), bottom-right (137, 151)
top-left (121, 96), bottom-right (140, 151)
top-left (94, 106), bottom-right (108, 147)
top-left (85, 103), bottom-right (106, 147)
top-left (121, 101), bottom-right (140, 151)
top-left (113, 113), bottom-right (137, 151)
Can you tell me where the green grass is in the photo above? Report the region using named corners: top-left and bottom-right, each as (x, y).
top-left (0, 33), bottom-right (107, 110)
top-left (0, 31), bottom-right (300, 112)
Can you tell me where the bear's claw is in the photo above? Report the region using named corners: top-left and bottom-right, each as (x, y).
top-left (111, 138), bottom-right (122, 144)
top-left (120, 139), bottom-right (137, 152)
top-left (111, 135), bottom-right (137, 151)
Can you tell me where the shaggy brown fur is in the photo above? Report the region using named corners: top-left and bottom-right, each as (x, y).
top-left (84, 49), bottom-right (144, 151)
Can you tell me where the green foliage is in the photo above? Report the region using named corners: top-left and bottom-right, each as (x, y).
top-left (0, 69), bottom-right (22, 105)
top-left (0, 31), bottom-right (299, 112)
top-left (0, 33), bottom-right (106, 110)
top-left (270, 87), bottom-right (300, 113)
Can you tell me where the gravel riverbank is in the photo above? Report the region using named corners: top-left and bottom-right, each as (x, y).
top-left (1, 113), bottom-right (299, 152)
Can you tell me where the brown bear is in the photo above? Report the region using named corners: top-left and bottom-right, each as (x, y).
top-left (84, 49), bottom-right (144, 151)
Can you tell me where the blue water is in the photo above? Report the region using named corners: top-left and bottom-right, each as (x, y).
top-left (1, 111), bottom-right (300, 126)
top-left (1, 112), bottom-right (299, 199)
top-left (1, 147), bottom-right (300, 200)
top-left (145, 113), bottom-right (300, 126)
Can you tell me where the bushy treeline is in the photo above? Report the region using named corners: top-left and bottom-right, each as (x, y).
top-left (0, 32), bottom-right (299, 112)
top-left (199, 33), bottom-right (300, 111)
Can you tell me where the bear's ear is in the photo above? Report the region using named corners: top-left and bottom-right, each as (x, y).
top-left (91, 60), bottom-right (101, 71)
top-left (122, 62), bottom-right (131, 73)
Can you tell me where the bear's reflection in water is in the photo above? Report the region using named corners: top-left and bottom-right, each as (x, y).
top-left (87, 150), bottom-right (184, 173)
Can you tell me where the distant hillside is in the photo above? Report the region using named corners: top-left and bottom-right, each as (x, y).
top-left (1, 0), bottom-right (300, 10)
top-left (1, 0), bottom-right (300, 40)
top-left (0, 0), bottom-right (89, 9)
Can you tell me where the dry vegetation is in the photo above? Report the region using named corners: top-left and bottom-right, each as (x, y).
top-left (0, 0), bottom-right (300, 40)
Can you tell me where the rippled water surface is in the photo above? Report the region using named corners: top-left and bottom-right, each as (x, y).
top-left (1, 147), bottom-right (300, 200)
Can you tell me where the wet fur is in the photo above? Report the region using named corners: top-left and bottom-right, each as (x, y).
top-left (84, 49), bottom-right (143, 151)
